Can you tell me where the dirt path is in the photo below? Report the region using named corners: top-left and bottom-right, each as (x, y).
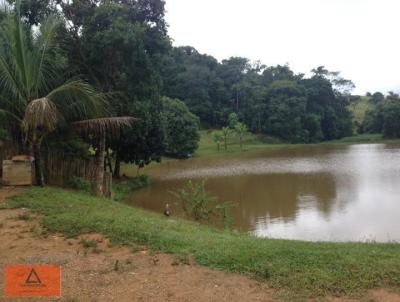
top-left (0, 188), bottom-right (399, 302)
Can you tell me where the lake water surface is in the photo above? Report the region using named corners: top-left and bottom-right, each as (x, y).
top-left (127, 143), bottom-right (400, 242)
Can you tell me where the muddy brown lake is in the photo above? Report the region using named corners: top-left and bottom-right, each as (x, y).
top-left (126, 143), bottom-right (400, 242)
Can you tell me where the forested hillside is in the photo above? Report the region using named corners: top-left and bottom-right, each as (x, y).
top-left (361, 92), bottom-right (400, 137)
top-left (161, 48), bottom-right (355, 142)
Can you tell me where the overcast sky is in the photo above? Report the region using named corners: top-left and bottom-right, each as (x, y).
top-left (165, 0), bottom-right (400, 95)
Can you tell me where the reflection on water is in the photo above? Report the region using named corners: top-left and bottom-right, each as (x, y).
top-left (127, 143), bottom-right (400, 242)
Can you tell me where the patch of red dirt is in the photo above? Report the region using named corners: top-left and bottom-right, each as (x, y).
top-left (0, 188), bottom-right (275, 301)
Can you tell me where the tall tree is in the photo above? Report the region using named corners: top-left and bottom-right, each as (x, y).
top-left (371, 92), bottom-right (384, 104)
top-left (62, 0), bottom-right (170, 176)
top-left (263, 80), bottom-right (307, 142)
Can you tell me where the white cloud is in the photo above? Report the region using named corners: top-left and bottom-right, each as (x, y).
top-left (165, 0), bottom-right (400, 94)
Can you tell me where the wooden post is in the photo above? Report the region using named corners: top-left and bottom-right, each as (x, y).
top-left (94, 133), bottom-right (106, 197)
top-left (103, 171), bottom-right (113, 198)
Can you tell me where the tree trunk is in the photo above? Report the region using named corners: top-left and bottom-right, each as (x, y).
top-left (106, 148), bottom-right (113, 174)
top-left (94, 133), bottom-right (106, 197)
top-left (113, 151), bottom-right (121, 178)
top-left (33, 141), bottom-right (44, 186)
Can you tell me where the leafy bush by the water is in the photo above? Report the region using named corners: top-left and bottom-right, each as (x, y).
top-left (172, 180), bottom-right (237, 228)
top-left (172, 180), bottom-right (216, 220)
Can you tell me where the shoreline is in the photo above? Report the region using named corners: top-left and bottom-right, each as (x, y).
top-left (6, 187), bottom-right (400, 300)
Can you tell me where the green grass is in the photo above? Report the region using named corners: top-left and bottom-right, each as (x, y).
top-left (324, 133), bottom-right (400, 145)
top-left (194, 130), bottom-right (399, 158)
top-left (195, 130), bottom-right (298, 158)
top-left (7, 187), bottom-right (400, 299)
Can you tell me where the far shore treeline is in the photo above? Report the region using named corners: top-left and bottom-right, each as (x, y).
top-left (0, 0), bottom-right (399, 180)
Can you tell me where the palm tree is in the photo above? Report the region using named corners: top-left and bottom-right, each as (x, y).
top-left (0, 1), bottom-right (104, 186)
top-left (221, 127), bottom-right (230, 151)
top-left (212, 131), bottom-right (223, 151)
top-left (234, 122), bottom-right (248, 150)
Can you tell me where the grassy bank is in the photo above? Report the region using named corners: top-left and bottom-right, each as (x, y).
top-left (7, 187), bottom-right (400, 299)
top-left (322, 133), bottom-right (400, 145)
top-left (194, 130), bottom-right (290, 157)
top-left (195, 130), bottom-right (399, 158)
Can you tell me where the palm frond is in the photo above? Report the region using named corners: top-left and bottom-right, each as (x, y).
top-left (22, 97), bottom-right (60, 133)
top-left (46, 80), bottom-right (107, 120)
top-left (71, 117), bottom-right (136, 137)
top-left (33, 15), bottom-right (63, 95)
top-left (12, 0), bottom-right (34, 98)
top-left (0, 1), bottom-right (31, 102)
top-left (0, 17), bottom-right (26, 102)
top-left (0, 54), bottom-right (24, 101)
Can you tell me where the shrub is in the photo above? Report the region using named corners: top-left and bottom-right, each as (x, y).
top-left (172, 180), bottom-right (237, 228)
top-left (171, 180), bottom-right (216, 221)
top-left (161, 97), bottom-right (200, 157)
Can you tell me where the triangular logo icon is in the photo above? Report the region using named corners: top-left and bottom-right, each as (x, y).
top-left (25, 268), bottom-right (41, 284)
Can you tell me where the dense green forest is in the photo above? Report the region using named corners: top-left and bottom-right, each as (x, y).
top-left (359, 92), bottom-right (400, 138)
top-left (162, 48), bottom-right (355, 142)
top-left (0, 0), bottom-right (399, 176)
